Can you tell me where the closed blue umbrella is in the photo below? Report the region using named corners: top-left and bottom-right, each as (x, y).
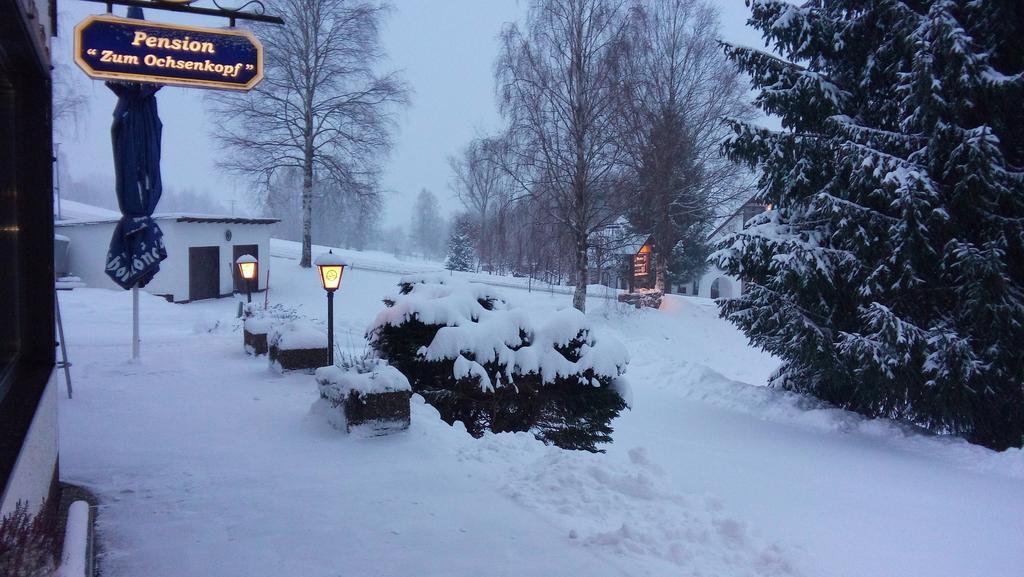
top-left (104, 7), bottom-right (167, 291)
top-left (103, 7), bottom-right (167, 359)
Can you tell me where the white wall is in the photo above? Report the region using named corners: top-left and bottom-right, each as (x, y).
top-left (57, 219), bottom-right (273, 302)
top-left (695, 215), bottom-right (744, 299)
top-left (0, 375), bottom-right (58, 517)
top-left (698, 269), bottom-right (740, 299)
top-left (57, 221), bottom-right (120, 291)
top-left (158, 220), bottom-right (272, 300)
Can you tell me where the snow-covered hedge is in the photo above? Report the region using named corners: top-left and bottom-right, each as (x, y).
top-left (368, 275), bottom-right (629, 452)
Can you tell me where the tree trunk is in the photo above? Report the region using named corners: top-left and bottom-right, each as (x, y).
top-left (655, 245), bottom-right (667, 292)
top-left (573, 235), bottom-right (588, 313)
top-left (300, 160), bottom-right (313, 268)
top-left (300, 103), bottom-right (314, 268)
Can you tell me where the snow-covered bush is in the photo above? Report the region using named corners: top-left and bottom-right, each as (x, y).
top-left (0, 501), bottom-right (55, 577)
top-left (368, 275), bottom-right (629, 452)
top-left (315, 354), bottom-right (412, 435)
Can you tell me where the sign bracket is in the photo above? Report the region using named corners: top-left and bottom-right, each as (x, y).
top-left (80, 0), bottom-right (285, 26)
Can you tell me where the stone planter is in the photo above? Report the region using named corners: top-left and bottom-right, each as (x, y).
top-left (270, 345), bottom-right (329, 372)
top-left (268, 322), bottom-right (329, 373)
top-left (617, 290), bottom-right (663, 309)
top-left (343, 390), bottom-right (412, 435)
top-left (315, 363), bottom-right (412, 435)
top-left (243, 315), bottom-right (273, 356)
top-left (244, 329), bottom-right (268, 356)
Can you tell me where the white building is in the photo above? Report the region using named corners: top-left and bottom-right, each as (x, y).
top-left (693, 199), bottom-right (770, 299)
top-left (56, 200), bottom-right (277, 302)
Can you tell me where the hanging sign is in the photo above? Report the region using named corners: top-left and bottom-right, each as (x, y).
top-left (74, 15), bottom-right (263, 91)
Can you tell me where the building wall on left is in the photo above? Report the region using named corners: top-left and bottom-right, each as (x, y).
top-left (0, 375), bottom-right (58, 516)
top-left (0, 0), bottom-right (57, 518)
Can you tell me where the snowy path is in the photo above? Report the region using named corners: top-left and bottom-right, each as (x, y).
top-left (604, 297), bottom-right (1023, 577)
top-left (59, 290), bottom-right (634, 577)
top-left (56, 254), bottom-right (1024, 577)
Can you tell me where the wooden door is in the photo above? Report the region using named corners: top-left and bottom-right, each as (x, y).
top-left (188, 246), bottom-right (220, 301)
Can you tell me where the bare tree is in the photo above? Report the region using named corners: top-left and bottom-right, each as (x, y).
top-left (52, 63), bottom-right (88, 132)
top-left (409, 188), bottom-right (447, 260)
top-left (207, 0), bottom-right (408, 267)
top-left (449, 137), bottom-right (519, 271)
top-left (315, 179), bottom-right (382, 250)
top-left (496, 0), bottom-right (631, 312)
top-left (620, 0), bottom-right (755, 291)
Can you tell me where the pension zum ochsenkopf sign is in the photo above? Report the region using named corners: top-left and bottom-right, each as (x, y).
top-left (74, 15), bottom-right (263, 91)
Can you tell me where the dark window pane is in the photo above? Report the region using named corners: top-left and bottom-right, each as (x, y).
top-left (0, 70), bottom-right (20, 397)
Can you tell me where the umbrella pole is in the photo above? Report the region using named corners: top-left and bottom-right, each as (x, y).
top-left (132, 285), bottom-right (140, 360)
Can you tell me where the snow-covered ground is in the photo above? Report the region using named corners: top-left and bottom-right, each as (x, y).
top-left (57, 243), bottom-right (1024, 577)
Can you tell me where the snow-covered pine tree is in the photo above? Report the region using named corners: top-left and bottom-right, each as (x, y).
top-left (445, 214), bottom-right (476, 272)
top-left (718, 0), bottom-right (1024, 450)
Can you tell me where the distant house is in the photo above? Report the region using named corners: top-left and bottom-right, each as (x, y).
top-left (588, 219), bottom-right (653, 291)
top-left (692, 198), bottom-right (770, 299)
top-left (629, 237), bottom-right (656, 291)
top-left (55, 200), bottom-right (278, 302)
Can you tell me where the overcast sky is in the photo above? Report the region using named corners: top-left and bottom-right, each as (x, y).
top-left (54, 1), bottom-right (767, 228)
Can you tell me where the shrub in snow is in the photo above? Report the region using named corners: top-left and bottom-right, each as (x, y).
top-left (368, 275), bottom-right (629, 452)
top-left (269, 321), bottom-right (328, 372)
top-left (0, 501), bottom-right (55, 577)
top-left (315, 353), bottom-right (412, 435)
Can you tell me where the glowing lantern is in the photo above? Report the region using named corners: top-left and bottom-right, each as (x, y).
top-left (315, 250), bottom-right (347, 292)
top-left (235, 254), bottom-right (258, 304)
top-left (314, 250), bottom-right (349, 366)
top-left (237, 254), bottom-right (258, 281)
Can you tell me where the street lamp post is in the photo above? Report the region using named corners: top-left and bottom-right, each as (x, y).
top-left (314, 250), bottom-right (347, 366)
top-left (236, 254), bottom-right (258, 304)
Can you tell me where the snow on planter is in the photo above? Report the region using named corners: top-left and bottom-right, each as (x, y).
top-left (269, 322), bottom-right (328, 373)
top-left (368, 275), bottom-right (629, 452)
top-left (243, 315), bottom-right (273, 356)
top-left (242, 304), bottom-right (303, 357)
top-left (314, 361), bottom-right (412, 435)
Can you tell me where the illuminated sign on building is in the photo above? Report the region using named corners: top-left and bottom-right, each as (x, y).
top-left (633, 244), bottom-right (651, 277)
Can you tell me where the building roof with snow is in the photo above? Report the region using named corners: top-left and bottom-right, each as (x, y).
top-left (707, 197), bottom-right (770, 241)
top-left (54, 199), bottom-right (279, 227)
top-left (54, 200), bottom-right (280, 302)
